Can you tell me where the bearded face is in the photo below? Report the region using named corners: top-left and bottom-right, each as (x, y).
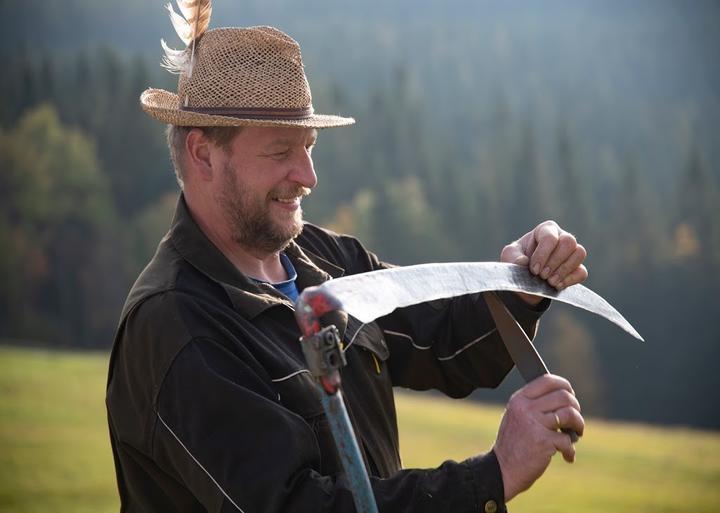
top-left (218, 159), bottom-right (309, 254)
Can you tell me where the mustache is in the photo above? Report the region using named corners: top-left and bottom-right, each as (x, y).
top-left (270, 185), bottom-right (312, 199)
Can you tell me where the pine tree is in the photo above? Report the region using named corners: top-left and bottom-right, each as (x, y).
top-left (556, 122), bottom-right (592, 236)
top-left (508, 120), bottom-right (550, 240)
top-left (676, 145), bottom-right (719, 265)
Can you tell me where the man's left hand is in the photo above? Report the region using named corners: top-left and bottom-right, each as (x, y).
top-left (500, 220), bottom-right (588, 305)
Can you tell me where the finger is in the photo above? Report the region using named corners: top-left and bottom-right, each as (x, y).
top-left (543, 232), bottom-right (578, 284)
top-left (561, 407), bottom-right (586, 438)
top-left (557, 265), bottom-right (589, 290)
top-left (521, 374), bottom-right (574, 400)
top-left (514, 254), bottom-right (530, 266)
top-left (520, 230), bottom-right (538, 258)
top-left (552, 431), bottom-right (577, 463)
top-left (542, 407), bottom-right (585, 438)
top-left (501, 229), bottom-right (538, 266)
top-left (500, 241), bottom-right (527, 265)
top-left (533, 388), bottom-right (582, 414)
top-left (541, 410), bottom-right (563, 431)
top-left (548, 245), bottom-right (586, 287)
top-left (529, 222), bottom-right (560, 276)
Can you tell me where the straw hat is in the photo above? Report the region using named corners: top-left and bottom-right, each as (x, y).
top-left (141, 26), bottom-right (355, 128)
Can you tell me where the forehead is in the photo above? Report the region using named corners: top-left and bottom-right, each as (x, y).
top-left (232, 126), bottom-right (318, 148)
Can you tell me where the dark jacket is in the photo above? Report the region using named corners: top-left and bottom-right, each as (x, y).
top-left (106, 195), bottom-right (547, 513)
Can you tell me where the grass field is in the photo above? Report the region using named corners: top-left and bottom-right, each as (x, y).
top-left (1, 346), bottom-right (718, 512)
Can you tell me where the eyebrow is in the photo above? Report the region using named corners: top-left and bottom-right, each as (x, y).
top-left (264, 138), bottom-right (293, 149)
top-left (263, 131), bottom-right (318, 150)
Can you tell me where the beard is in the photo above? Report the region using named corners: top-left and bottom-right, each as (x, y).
top-left (218, 161), bottom-right (308, 254)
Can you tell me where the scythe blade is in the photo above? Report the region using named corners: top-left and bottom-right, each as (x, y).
top-left (306, 262), bottom-right (643, 341)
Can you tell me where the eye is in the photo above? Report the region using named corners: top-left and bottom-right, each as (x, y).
top-left (269, 150), bottom-right (290, 160)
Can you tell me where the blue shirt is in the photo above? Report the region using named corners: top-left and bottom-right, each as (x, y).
top-left (254, 252), bottom-right (299, 303)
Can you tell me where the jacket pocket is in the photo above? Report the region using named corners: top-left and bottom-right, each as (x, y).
top-left (346, 318), bottom-right (389, 375)
top-left (273, 370), bottom-right (341, 476)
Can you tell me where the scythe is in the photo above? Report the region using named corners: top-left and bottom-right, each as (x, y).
top-left (294, 262), bottom-right (643, 513)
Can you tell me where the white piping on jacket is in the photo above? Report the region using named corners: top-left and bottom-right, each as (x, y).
top-left (156, 411), bottom-right (247, 513)
top-left (343, 322), bottom-right (367, 352)
top-left (270, 324), bottom-right (369, 382)
top-left (436, 329), bottom-right (497, 361)
top-left (270, 369), bottom-right (311, 383)
top-left (383, 330), bottom-right (432, 350)
top-left (383, 328), bottom-right (497, 361)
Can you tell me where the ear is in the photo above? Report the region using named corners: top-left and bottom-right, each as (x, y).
top-left (185, 129), bottom-right (214, 181)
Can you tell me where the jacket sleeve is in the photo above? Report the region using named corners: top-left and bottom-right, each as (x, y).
top-left (378, 290), bottom-right (549, 398)
top-left (153, 337), bottom-right (507, 513)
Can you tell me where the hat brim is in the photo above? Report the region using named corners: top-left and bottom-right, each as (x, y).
top-left (140, 89), bottom-right (355, 128)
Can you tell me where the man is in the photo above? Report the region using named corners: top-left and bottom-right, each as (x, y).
top-left (107, 23), bottom-right (587, 513)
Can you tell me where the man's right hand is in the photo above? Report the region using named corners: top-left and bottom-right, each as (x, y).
top-left (492, 374), bottom-right (585, 502)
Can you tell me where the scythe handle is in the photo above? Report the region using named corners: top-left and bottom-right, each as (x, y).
top-left (295, 287), bottom-right (379, 513)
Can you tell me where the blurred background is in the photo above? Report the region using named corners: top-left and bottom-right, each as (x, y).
top-left (1, 1), bottom-right (718, 511)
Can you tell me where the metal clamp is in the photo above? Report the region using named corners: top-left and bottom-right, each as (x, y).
top-left (300, 325), bottom-right (346, 379)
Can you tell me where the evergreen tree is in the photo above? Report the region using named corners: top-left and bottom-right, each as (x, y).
top-left (508, 120), bottom-right (550, 239)
top-left (606, 155), bottom-right (664, 281)
top-left (39, 54), bottom-right (55, 105)
top-left (676, 145), bottom-right (719, 265)
top-left (69, 50), bottom-right (93, 128)
top-left (109, 55), bottom-right (175, 215)
top-left (18, 59), bottom-right (38, 117)
top-left (556, 122), bottom-right (592, 236)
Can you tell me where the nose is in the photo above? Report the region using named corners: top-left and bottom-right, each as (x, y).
top-left (289, 146), bottom-right (317, 189)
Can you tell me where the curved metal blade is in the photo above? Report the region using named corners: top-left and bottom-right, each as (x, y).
top-left (316, 262), bottom-right (643, 341)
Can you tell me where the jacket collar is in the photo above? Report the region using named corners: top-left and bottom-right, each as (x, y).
top-left (169, 194), bottom-right (344, 319)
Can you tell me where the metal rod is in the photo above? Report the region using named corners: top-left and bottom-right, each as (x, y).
top-left (295, 287), bottom-right (379, 513)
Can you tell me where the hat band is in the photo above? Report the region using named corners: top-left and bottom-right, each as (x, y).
top-left (180, 105), bottom-right (314, 120)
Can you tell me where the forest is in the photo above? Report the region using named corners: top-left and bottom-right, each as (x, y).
top-left (0, 0), bottom-right (718, 428)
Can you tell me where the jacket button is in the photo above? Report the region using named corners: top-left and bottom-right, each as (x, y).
top-left (484, 500), bottom-right (498, 513)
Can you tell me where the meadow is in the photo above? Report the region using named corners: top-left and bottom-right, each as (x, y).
top-left (1, 346), bottom-right (718, 512)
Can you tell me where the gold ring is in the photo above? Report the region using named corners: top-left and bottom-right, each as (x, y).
top-left (554, 412), bottom-right (561, 431)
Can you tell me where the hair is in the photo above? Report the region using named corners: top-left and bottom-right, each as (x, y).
top-left (166, 125), bottom-right (243, 188)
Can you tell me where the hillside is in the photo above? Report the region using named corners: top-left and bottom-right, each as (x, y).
top-left (1, 346), bottom-right (718, 512)
top-left (1, 0), bottom-right (719, 429)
